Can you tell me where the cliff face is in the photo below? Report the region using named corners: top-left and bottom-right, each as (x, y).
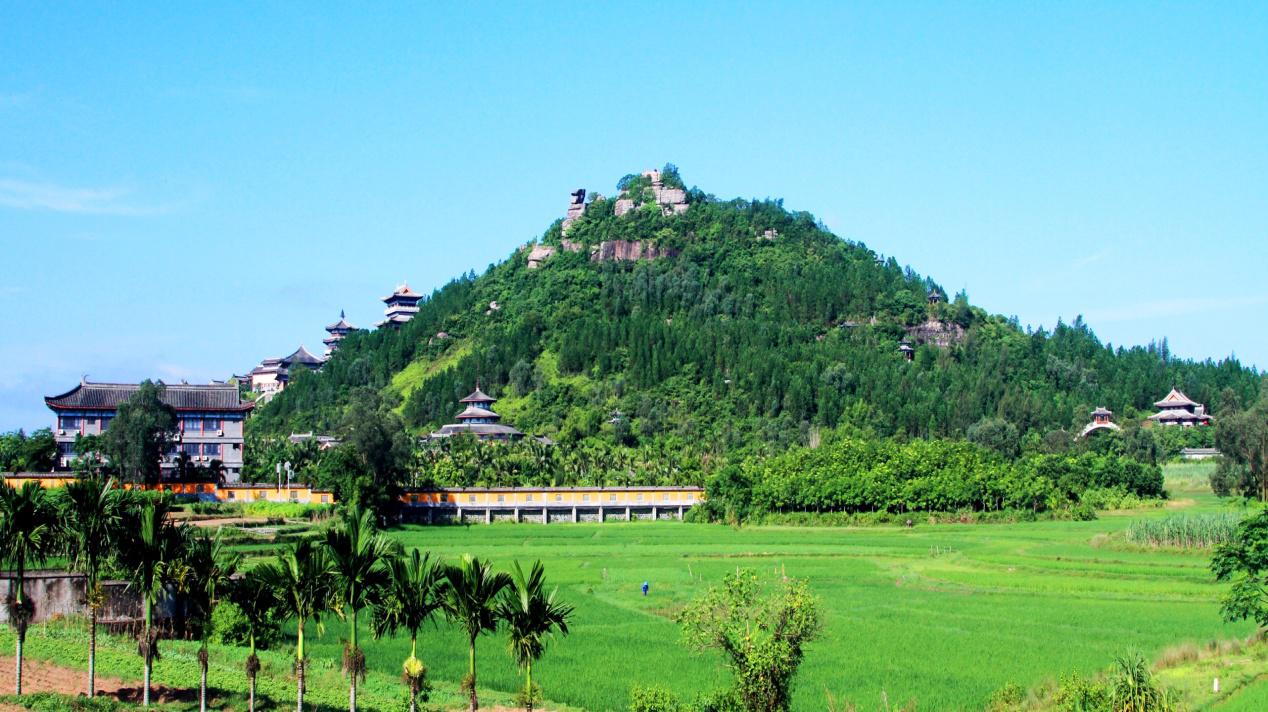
top-left (907, 319), bottom-right (966, 347)
top-left (590, 240), bottom-right (679, 262)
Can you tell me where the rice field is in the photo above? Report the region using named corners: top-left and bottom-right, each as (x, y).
top-left (288, 465), bottom-right (1257, 711)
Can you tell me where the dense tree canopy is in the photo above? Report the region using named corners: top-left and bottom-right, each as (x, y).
top-left (248, 169), bottom-right (1261, 483)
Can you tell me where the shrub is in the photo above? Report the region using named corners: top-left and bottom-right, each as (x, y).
top-left (987, 681), bottom-right (1025, 711)
top-left (1052, 671), bottom-right (1110, 711)
top-left (629, 685), bottom-right (684, 712)
top-left (209, 600), bottom-right (279, 649)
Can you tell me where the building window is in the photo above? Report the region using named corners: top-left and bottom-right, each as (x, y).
top-left (203, 444), bottom-right (222, 458)
top-left (609, 494), bottom-right (617, 502)
top-left (290, 490), bottom-right (299, 500)
top-left (497, 494), bottom-right (505, 503)
top-left (663, 494), bottom-right (669, 501)
top-left (182, 418), bottom-right (202, 434)
top-left (227, 491), bottom-right (236, 500)
top-left (687, 494), bottom-right (694, 502)
top-left (555, 494), bottom-right (562, 502)
top-left (256, 491), bottom-right (265, 500)
top-left (99, 416), bottom-right (113, 431)
top-left (182, 443), bottom-right (200, 456)
top-left (468, 494), bottom-right (476, 503)
top-left (204, 418), bottom-right (221, 431)
top-left (57, 442), bottom-right (76, 457)
top-left (59, 416), bottom-right (80, 431)
top-left (321, 495), bottom-right (329, 503)
top-left (582, 494), bottom-right (590, 502)
top-left (195, 484), bottom-right (205, 493)
top-left (636, 494), bottom-right (644, 501)
top-left (526, 493), bottom-right (534, 502)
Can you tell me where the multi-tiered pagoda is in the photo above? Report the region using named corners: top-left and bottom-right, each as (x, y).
top-left (323, 310), bottom-right (357, 356)
top-left (1149, 388), bottom-right (1212, 427)
top-left (429, 385), bottom-right (526, 441)
top-left (377, 283), bottom-right (423, 328)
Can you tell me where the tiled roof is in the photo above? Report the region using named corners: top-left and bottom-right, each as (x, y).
top-left (382, 282), bottom-right (422, 302)
top-left (430, 423), bottom-right (524, 438)
top-left (455, 406), bottom-right (500, 421)
top-left (459, 387), bottom-right (496, 404)
top-left (1154, 388), bottom-right (1199, 408)
top-left (46, 381), bottom-right (253, 412)
top-left (284, 346), bottom-right (325, 367)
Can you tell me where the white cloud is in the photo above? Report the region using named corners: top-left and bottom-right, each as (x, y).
top-left (0, 179), bottom-right (169, 215)
top-left (1082, 295), bottom-right (1268, 324)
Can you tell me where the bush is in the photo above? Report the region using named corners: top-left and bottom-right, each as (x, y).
top-left (1052, 671), bottom-right (1110, 712)
top-left (209, 601), bottom-right (279, 649)
top-left (630, 685), bottom-right (684, 712)
top-left (987, 681), bottom-right (1025, 711)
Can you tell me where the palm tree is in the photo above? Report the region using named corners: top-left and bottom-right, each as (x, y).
top-left (372, 549), bottom-right (443, 712)
top-left (497, 561), bottom-right (574, 711)
top-left (0, 480), bottom-right (60, 695)
top-left (118, 496), bottom-right (188, 708)
top-left (184, 530), bottom-right (242, 712)
top-left (257, 539), bottom-right (333, 712)
top-left (442, 555), bottom-right (511, 712)
top-left (57, 475), bottom-right (123, 698)
top-left (229, 568), bottom-right (281, 712)
top-left (325, 505), bottom-right (400, 712)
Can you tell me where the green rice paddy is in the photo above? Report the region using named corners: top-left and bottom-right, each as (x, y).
top-left (294, 466), bottom-right (1257, 711)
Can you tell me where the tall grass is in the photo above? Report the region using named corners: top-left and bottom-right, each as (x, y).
top-left (1125, 512), bottom-right (1241, 548)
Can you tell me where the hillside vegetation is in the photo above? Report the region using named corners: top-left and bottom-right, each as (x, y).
top-left (250, 166), bottom-right (1259, 484)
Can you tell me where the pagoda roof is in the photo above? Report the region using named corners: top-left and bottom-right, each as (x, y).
top-left (382, 282), bottom-right (422, 302)
top-left (1154, 388), bottom-right (1200, 408)
top-left (1149, 409), bottom-right (1211, 422)
top-left (1091, 407), bottom-right (1113, 416)
top-left (283, 346), bottom-right (325, 367)
top-left (430, 423), bottom-right (524, 439)
top-left (459, 387), bottom-right (496, 404)
top-left (326, 316), bottom-right (357, 332)
top-left (46, 380), bottom-right (253, 412)
top-left (456, 406), bottom-right (500, 421)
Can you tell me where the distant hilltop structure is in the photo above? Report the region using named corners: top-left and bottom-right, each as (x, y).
top-left (429, 384), bottom-right (526, 441)
top-left (249, 346), bottom-right (325, 399)
top-left (323, 310), bottom-right (357, 356)
top-left (1079, 406), bottom-right (1121, 438)
top-left (378, 282), bottom-right (423, 328)
top-left (1149, 388), bottom-right (1212, 427)
top-left (614, 169), bottom-right (688, 218)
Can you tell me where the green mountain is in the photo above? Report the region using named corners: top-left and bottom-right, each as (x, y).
top-left (250, 166), bottom-right (1259, 481)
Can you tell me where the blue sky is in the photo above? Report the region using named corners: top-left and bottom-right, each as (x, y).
top-left (1, 3), bottom-right (1265, 431)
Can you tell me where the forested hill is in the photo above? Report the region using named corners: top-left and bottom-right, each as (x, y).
top-left (251, 166), bottom-right (1260, 472)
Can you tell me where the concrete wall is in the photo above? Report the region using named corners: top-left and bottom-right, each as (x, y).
top-left (0, 572), bottom-right (181, 626)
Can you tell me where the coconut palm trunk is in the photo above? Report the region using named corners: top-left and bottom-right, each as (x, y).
top-left (88, 606), bottom-right (96, 696)
top-left (349, 613), bottom-right (358, 712)
top-left (142, 596), bottom-right (152, 707)
top-left (198, 646), bottom-right (208, 712)
top-left (468, 633), bottom-right (478, 711)
top-left (14, 575), bottom-right (24, 695)
top-left (296, 621), bottom-right (306, 712)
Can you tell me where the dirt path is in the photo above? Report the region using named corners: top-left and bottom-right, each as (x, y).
top-left (0, 655), bottom-right (192, 704)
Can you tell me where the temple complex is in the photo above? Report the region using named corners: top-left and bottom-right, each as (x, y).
top-left (1149, 388), bottom-right (1212, 427)
top-left (377, 282), bottom-right (423, 328)
top-left (45, 379), bottom-right (253, 480)
top-left (1079, 406), bottom-right (1121, 438)
top-left (323, 310), bottom-right (357, 356)
top-left (249, 345), bottom-right (324, 398)
top-left (429, 385), bottom-right (526, 441)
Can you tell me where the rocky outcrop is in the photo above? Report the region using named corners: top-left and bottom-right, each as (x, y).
top-left (906, 319), bottom-right (965, 348)
top-left (590, 240), bottom-right (679, 263)
top-left (526, 244), bottom-right (556, 269)
top-left (562, 189), bottom-right (587, 232)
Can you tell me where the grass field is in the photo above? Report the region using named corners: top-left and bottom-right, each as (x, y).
top-left (295, 463), bottom-right (1258, 711)
top-left (5, 462), bottom-right (1262, 711)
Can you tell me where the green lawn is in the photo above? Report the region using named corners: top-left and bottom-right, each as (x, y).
top-left (297, 465), bottom-right (1256, 711)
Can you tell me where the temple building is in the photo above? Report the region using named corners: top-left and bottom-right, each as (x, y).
top-left (1079, 407), bottom-right (1121, 438)
top-left (323, 311), bottom-right (357, 356)
top-left (429, 385), bottom-right (526, 441)
top-left (1149, 388), bottom-right (1212, 427)
top-left (377, 282), bottom-right (423, 328)
top-left (45, 379), bottom-right (253, 480)
top-left (249, 345), bottom-right (325, 399)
